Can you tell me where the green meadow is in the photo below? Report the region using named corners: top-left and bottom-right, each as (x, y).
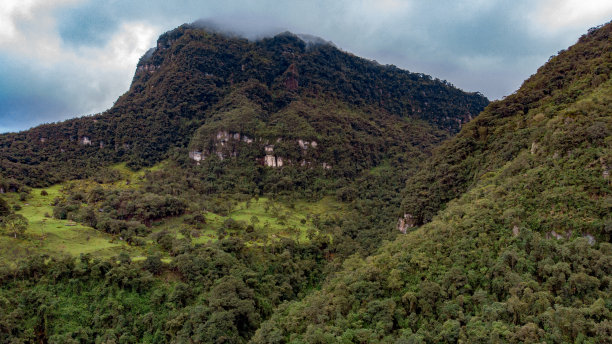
top-left (0, 184), bottom-right (127, 263)
top-left (0, 161), bottom-right (345, 263)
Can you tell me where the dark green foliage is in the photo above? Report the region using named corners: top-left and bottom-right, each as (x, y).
top-left (252, 22), bottom-right (612, 343)
top-left (401, 21), bottom-right (612, 226)
top-left (2, 20), bottom-right (609, 344)
top-left (0, 235), bottom-right (329, 343)
top-left (0, 25), bottom-right (486, 187)
top-left (0, 197), bottom-right (10, 217)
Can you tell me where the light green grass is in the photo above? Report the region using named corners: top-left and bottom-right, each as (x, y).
top-left (151, 196), bottom-right (345, 245)
top-left (0, 159), bottom-right (344, 263)
top-left (0, 184), bottom-right (126, 262)
top-left (64, 161), bottom-right (167, 194)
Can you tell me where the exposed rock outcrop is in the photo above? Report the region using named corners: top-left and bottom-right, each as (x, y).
top-left (584, 234), bottom-right (596, 245)
top-left (601, 157), bottom-right (609, 180)
top-left (546, 229), bottom-right (596, 245)
top-left (530, 142), bottom-right (538, 155)
top-left (189, 131), bottom-right (331, 169)
top-left (189, 131), bottom-right (254, 163)
top-left (80, 136), bottom-right (92, 145)
top-left (284, 63), bottom-right (299, 91)
top-left (136, 64), bottom-right (158, 74)
top-left (397, 213), bottom-right (415, 233)
top-left (189, 151), bottom-right (203, 162)
top-left (546, 230), bottom-right (570, 240)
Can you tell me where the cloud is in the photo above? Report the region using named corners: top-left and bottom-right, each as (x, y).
top-left (531, 0), bottom-right (612, 33)
top-left (0, 0), bottom-right (611, 133)
top-left (0, 11), bottom-right (157, 132)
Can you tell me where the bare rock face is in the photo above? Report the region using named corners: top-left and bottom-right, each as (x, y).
top-left (298, 139), bottom-right (318, 150)
top-left (397, 213), bottom-right (415, 233)
top-left (298, 139), bottom-right (307, 150)
top-left (264, 154), bottom-right (277, 167)
top-left (530, 142), bottom-right (538, 155)
top-left (189, 151), bottom-right (203, 162)
top-left (136, 64), bottom-right (158, 74)
top-left (80, 136), bottom-right (92, 145)
top-left (189, 131), bottom-right (330, 169)
top-left (546, 230), bottom-right (572, 240)
top-left (601, 157), bottom-right (609, 180)
top-left (583, 234), bottom-right (596, 245)
top-left (189, 131), bottom-right (256, 163)
top-left (217, 131), bottom-right (230, 141)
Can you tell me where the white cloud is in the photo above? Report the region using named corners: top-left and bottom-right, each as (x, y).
top-left (0, 0), bottom-right (39, 41)
top-left (73, 21), bottom-right (158, 114)
top-left (0, 1), bottom-right (158, 122)
top-left (531, 0), bottom-right (612, 34)
top-left (0, 0), bottom-right (82, 44)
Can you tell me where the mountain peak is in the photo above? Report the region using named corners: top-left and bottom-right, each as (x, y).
top-left (0, 23), bottom-right (488, 187)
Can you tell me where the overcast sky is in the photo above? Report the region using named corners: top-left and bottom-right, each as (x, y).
top-left (0, 0), bottom-right (611, 133)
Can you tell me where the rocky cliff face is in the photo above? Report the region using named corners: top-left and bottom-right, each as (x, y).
top-left (188, 130), bottom-right (330, 169)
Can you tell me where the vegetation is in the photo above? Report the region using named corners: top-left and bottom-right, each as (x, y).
top-left (0, 25), bottom-right (486, 187)
top-left (253, 22), bottom-right (612, 343)
top-left (0, 21), bottom-right (610, 343)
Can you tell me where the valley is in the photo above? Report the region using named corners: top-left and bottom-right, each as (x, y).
top-left (0, 20), bottom-right (610, 344)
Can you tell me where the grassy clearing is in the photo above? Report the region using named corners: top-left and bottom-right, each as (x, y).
top-left (64, 161), bottom-right (167, 194)
top-left (0, 159), bottom-right (344, 262)
top-left (151, 196), bottom-right (345, 245)
top-left (0, 161), bottom-right (169, 262)
top-left (0, 185), bottom-right (126, 263)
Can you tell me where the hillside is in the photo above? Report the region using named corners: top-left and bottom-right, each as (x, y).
top-left (0, 25), bottom-right (490, 343)
top-left (0, 19), bottom-right (609, 344)
top-left (252, 22), bottom-right (612, 343)
top-left (0, 24), bottom-right (487, 187)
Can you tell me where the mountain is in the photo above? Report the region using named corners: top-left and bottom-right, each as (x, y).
top-left (1, 19), bottom-right (609, 344)
top-left (252, 22), bottom-right (612, 343)
top-left (0, 24), bottom-right (492, 343)
top-left (0, 23), bottom-right (487, 187)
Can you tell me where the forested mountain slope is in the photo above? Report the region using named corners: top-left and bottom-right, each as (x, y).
top-left (253, 22), bottom-right (612, 344)
top-left (0, 23), bottom-right (487, 187)
top-left (0, 24), bottom-right (490, 343)
top-left (402, 22), bottom-right (612, 226)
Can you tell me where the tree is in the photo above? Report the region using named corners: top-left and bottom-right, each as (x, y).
top-left (144, 254), bottom-right (163, 275)
top-left (250, 215), bottom-right (260, 227)
top-left (0, 198), bottom-right (11, 217)
top-left (3, 214), bottom-right (28, 238)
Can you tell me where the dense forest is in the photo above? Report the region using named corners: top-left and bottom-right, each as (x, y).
top-left (0, 24), bottom-right (486, 187)
top-left (0, 20), bottom-right (610, 344)
top-left (252, 22), bottom-right (612, 343)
